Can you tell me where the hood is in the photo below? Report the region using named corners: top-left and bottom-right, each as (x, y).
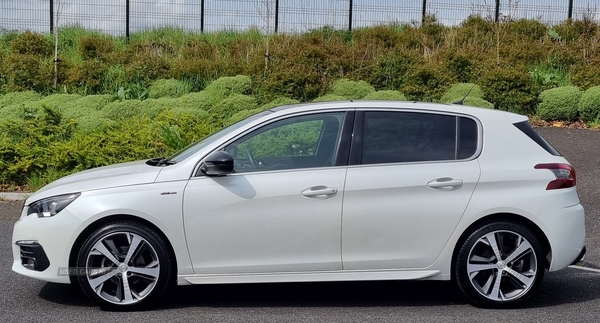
top-left (26, 160), bottom-right (162, 204)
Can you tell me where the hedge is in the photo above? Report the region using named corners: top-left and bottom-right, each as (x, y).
top-left (537, 86), bottom-right (582, 121)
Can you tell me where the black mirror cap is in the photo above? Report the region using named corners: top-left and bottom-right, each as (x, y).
top-left (201, 151), bottom-right (234, 176)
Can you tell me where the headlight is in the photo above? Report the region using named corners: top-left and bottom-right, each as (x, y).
top-left (27, 193), bottom-right (81, 218)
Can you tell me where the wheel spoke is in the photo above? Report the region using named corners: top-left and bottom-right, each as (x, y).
top-left (91, 242), bottom-right (120, 266)
top-left (89, 269), bottom-right (119, 290)
top-left (505, 267), bottom-right (535, 288)
top-left (129, 265), bottom-right (160, 279)
top-left (121, 275), bottom-right (135, 303)
top-left (483, 232), bottom-right (503, 262)
top-left (504, 239), bottom-right (533, 264)
top-left (489, 272), bottom-right (503, 301)
top-left (124, 234), bottom-right (143, 264)
top-left (467, 263), bottom-right (496, 274)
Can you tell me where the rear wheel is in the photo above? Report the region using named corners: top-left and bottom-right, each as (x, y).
top-left (76, 222), bottom-right (173, 310)
top-left (455, 221), bottom-right (544, 308)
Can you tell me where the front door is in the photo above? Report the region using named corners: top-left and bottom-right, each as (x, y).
top-left (184, 112), bottom-right (349, 274)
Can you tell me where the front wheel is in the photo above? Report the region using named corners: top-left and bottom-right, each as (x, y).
top-left (76, 222), bottom-right (174, 310)
top-left (454, 221), bottom-right (545, 308)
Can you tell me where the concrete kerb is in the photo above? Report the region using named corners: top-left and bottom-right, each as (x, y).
top-left (0, 192), bottom-right (30, 201)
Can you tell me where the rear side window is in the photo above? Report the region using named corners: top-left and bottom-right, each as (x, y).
top-left (513, 121), bottom-right (561, 156)
top-left (360, 111), bottom-right (479, 164)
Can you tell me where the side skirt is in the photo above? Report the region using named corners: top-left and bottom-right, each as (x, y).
top-left (178, 269), bottom-right (441, 285)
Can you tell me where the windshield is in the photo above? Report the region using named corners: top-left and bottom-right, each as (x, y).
top-left (169, 110), bottom-right (273, 163)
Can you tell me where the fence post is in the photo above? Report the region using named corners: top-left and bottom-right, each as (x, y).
top-left (275, 0), bottom-right (279, 33)
top-left (568, 0), bottom-right (573, 20)
top-left (126, 0), bottom-right (130, 42)
top-left (422, 0), bottom-right (427, 24)
top-left (50, 0), bottom-right (54, 33)
top-left (201, 0), bottom-right (205, 32)
top-left (495, 0), bottom-right (500, 22)
top-left (349, 0), bottom-right (353, 31)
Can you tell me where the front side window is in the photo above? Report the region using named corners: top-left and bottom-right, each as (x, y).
top-left (225, 112), bottom-right (345, 173)
top-left (360, 111), bottom-right (478, 164)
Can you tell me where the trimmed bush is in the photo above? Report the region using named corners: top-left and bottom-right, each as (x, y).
top-left (210, 94), bottom-right (258, 119)
top-left (312, 94), bottom-right (347, 102)
top-left (331, 79), bottom-right (375, 100)
top-left (537, 86), bottom-right (582, 121)
top-left (226, 108), bottom-right (263, 125)
top-left (177, 91), bottom-right (217, 111)
top-left (259, 97), bottom-right (300, 110)
top-left (481, 68), bottom-right (539, 114)
top-left (170, 107), bottom-right (210, 119)
top-left (101, 100), bottom-right (144, 120)
top-left (70, 94), bottom-right (113, 111)
top-left (578, 86), bottom-right (600, 123)
top-left (459, 97), bottom-right (494, 109)
top-left (76, 115), bottom-right (117, 133)
top-left (0, 91), bottom-right (42, 107)
top-left (40, 94), bottom-right (82, 110)
top-left (204, 75), bottom-right (252, 102)
top-left (148, 79), bottom-right (192, 98)
top-left (402, 64), bottom-right (453, 102)
top-left (440, 83), bottom-right (483, 103)
top-left (363, 90), bottom-right (407, 101)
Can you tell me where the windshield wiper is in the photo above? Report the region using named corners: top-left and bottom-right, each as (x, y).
top-left (146, 157), bottom-right (177, 166)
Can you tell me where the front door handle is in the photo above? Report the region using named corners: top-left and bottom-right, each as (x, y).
top-left (302, 186), bottom-right (338, 199)
top-left (427, 178), bottom-right (464, 191)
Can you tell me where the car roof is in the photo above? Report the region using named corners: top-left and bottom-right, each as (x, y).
top-left (269, 100), bottom-right (527, 122)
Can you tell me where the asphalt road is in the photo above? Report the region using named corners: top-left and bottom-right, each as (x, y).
top-left (1, 127), bottom-right (600, 322)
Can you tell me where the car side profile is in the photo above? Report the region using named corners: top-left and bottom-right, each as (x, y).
top-left (12, 101), bottom-right (585, 310)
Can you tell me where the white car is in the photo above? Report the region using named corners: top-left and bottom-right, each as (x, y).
top-left (12, 101), bottom-right (585, 309)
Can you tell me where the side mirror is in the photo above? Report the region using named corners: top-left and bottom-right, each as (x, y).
top-left (200, 151), bottom-right (234, 176)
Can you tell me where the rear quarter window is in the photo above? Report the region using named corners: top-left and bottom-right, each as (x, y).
top-left (513, 121), bottom-right (561, 156)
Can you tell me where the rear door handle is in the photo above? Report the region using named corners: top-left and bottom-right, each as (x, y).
top-left (427, 178), bottom-right (464, 191)
top-left (302, 186), bottom-right (338, 199)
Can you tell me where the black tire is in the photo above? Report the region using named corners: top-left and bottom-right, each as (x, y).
top-left (76, 222), bottom-right (174, 310)
top-left (454, 221), bottom-right (545, 308)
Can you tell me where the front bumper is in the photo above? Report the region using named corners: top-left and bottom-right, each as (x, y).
top-left (12, 206), bottom-right (83, 284)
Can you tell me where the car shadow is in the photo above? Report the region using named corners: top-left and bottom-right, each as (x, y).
top-left (37, 268), bottom-right (600, 310)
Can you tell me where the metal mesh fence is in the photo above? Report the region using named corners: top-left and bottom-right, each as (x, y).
top-left (1, 1), bottom-right (599, 36)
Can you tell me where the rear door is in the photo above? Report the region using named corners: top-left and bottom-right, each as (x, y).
top-left (342, 110), bottom-right (481, 270)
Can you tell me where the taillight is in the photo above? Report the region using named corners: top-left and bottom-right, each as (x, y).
top-left (534, 163), bottom-right (576, 190)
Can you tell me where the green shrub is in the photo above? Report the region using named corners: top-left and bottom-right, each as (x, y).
top-left (177, 91), bottom-right (217, 111)
top-left (440, 83), bottom-right (483, 103)
top-left (40, 94), bottom-right (82, 110)
top-left (572, 62), bottom-right (600, 90)
top-left (204, 75), bottom-right (252, 101)
top-left (101, 100), bottom-right (144, 120)
top-left (148, 79), bottom-right (192, 98)
top-left (70, 94), bottom-right (113, 111)
top-left (363, 90), bottom-right (407, 101)
top-left (481, 68), bottom-right (539, 114)
top-left (78, 35), bottom-right (114, 61)
top-left (537, 86), bottom-right (582, 121)
top-left (60, 105), bottom-right (99, 123)
top-left (226, 108), bottom-right (262, 125)
top-left (458, 97), bottom-right (494, 109)
top-left (170, 107), bottom-right (210, 119)
top-left (578, 86), bottom-right (600, 123)
top-left (0, 91), bottom-right (42, 107)
top-left (66, 59), bottom-right (109, 94)
top-left (402, 64), bottom-right (452, 102)
top-left (75, 115), bottom-right (117, 133)
top-left (9, 31), bottom-right (52, 56)
top-left (210, 94), bottom-right (258, 119)
top-left (330, 79), bottom-right (375, 100)
top-left (312, 94), bottom-right (347, 102)
top-left (259, 97), bottom-right (300, 110)
top-left (368, 50), bottom-right (421, 91)
top-left (1, 53), bottom-right (53, 92)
